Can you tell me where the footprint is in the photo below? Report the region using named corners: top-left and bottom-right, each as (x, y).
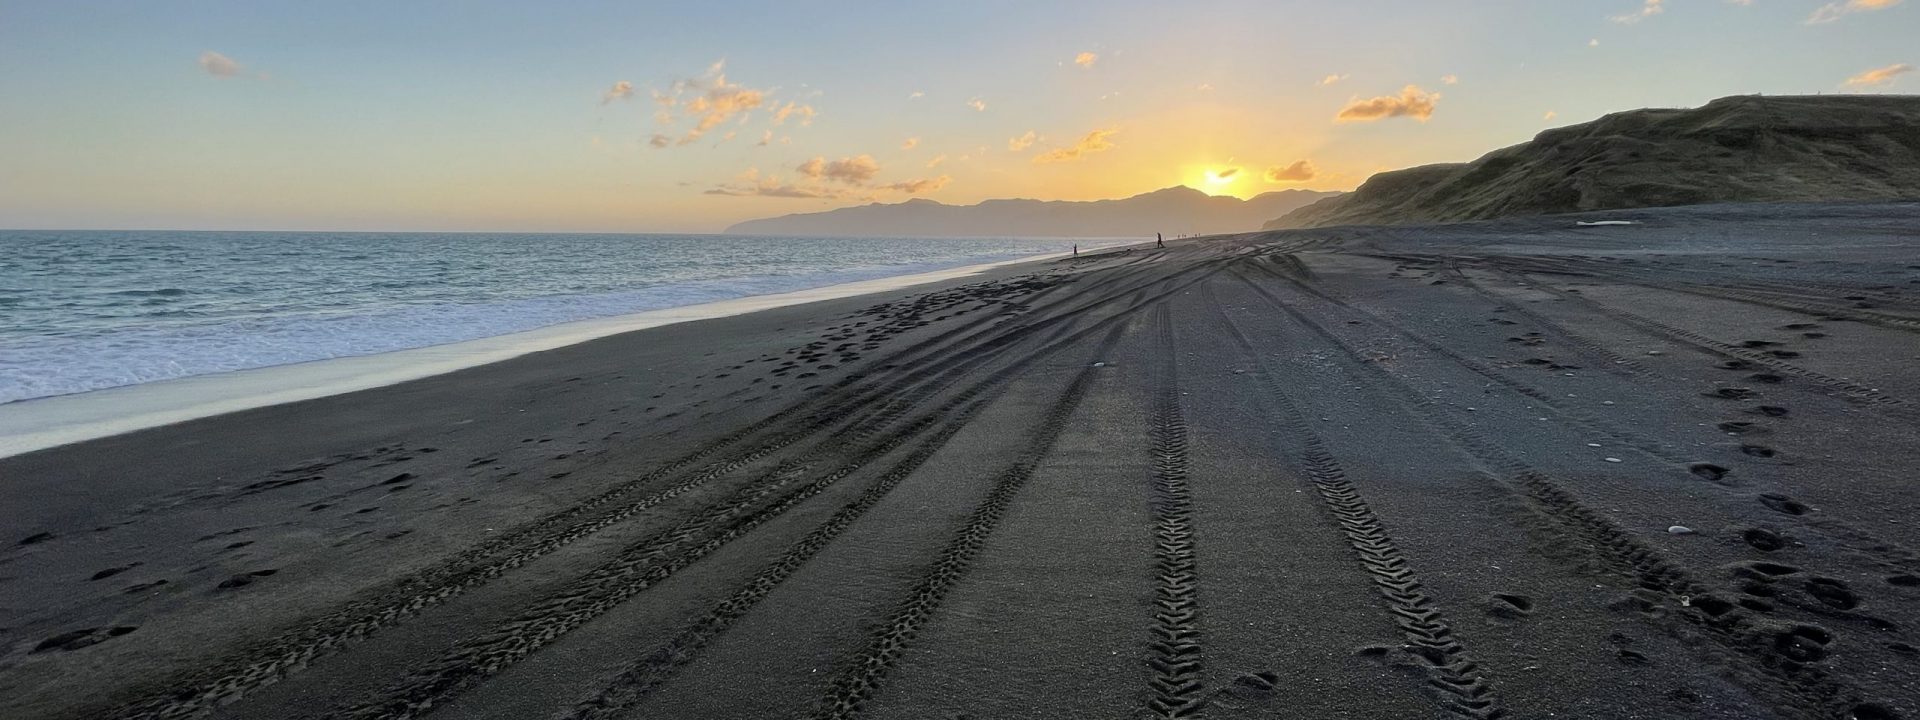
top-left (1739, 340), bottom-right (1780, 348)
top-left (1718, 421), bottom-right (1764, 435)
top-left (216, 568), bottom-right (280, 590)
top-left (1487, 592), bottom-right (1535, 619)
top-left (31, 626), bottom-right (138, 653)
top-left (1767, 350), bottom-right (1802, 358)
top-left (17, 531), bottom-right (55, 546)
top-left (89, 563), bottom-right (139, 581)
top-left (1716, 359), bottom-right (1754, 370)
top-left (1772, 625), bottom-right (1832, 662)
top-left (1749, 406), bottom-right (1791, 417)
top-left (1886, 575), bottom-right (1920, 588)
top-left (1689, 463), bottom-right (1732, 483)
top-left (1803, 578), bottom-right (1861, 610)
top-left (123, 579), bottom-right (169, 594)
top-left (1706, 387), bottom-right (1757, 400)
top-left (1743, 528), bottom-right (1786, 552)
top-left (1740, 445), bottom-right (1777, 458)
top-left (1747, 373), bottom-right (1783, 384)
top-left (1759, 493), bottom-right (1809, 515)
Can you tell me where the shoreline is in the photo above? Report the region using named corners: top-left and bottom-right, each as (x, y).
top-left (0, 245), bottom-right (1126, 459)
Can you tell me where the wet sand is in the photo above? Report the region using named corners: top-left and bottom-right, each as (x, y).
top-left (5, 201), bottom-right (1920, 719)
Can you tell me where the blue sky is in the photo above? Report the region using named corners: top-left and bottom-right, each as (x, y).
top-left (0, 0), bottom-right (1913, 232)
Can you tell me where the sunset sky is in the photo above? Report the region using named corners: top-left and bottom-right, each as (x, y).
top-left (1, 0), bottom-right (1914, 233)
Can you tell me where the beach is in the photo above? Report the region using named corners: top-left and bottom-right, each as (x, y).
top-left (6, 202), bottom-right (1920, 719)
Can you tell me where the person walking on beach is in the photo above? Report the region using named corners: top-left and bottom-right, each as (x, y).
top-left (1156, 232), bottom-right (1164, 248)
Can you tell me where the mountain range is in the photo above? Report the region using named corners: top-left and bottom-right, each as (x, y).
top-left (726, 186), bottom-right (1339, 237)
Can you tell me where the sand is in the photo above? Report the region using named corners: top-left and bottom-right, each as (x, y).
top-left (5, 202), bottom-right (1920, 719)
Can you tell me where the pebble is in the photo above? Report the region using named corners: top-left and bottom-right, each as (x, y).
top-left (1602, 401), bottom-right (1616, 406)
top-left (1605, 457), bottom-right (1623, 463)
top-left (1587, 443), bottom-right (1602, 447)
top-left (1647, 350), bottom-right (1664, 356)
top-left (1668, 525), bottom-right (1696, 535)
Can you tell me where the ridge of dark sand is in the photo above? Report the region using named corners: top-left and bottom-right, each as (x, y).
top-left (5, 204), bottom-right (1920, 719)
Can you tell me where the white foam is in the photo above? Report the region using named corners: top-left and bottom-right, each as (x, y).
top-left (0, 250), bottom-right (1080, 458)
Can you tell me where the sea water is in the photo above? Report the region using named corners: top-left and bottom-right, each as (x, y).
top-left (0, 231), bottom-right (1128, 405)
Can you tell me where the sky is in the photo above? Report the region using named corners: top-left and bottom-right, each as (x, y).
top-left (0, 0), bottom-right (1914, 233)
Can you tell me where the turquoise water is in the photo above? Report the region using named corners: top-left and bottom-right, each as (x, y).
top-left (0, 231), bottom-right (1124, 403)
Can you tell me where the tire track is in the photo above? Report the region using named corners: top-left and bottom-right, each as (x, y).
top-left (1206, 281), bottom-right (1505, 720)
top-left (803, 320), bottom-right (1132, 720)
top-left (1228, 264), bottom-right (1896, 720)
top-left (320, 268), bottom-right (1215, 720)
top-left (1481, 261), bottom-right (1914, 416)
top-left (78, 257), bottom-right (1181, 720)
top-left (1145, 303), bottom-right (1204, 719)
top-left (1431, 263), bottom-right (1651, 377)
top-left (1251, 257), bottom-right (1699, 474)
top-left (547, 284), bottom-right (1172, 720)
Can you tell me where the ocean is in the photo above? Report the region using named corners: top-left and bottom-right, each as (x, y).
top-left (0, 230), bottom-right (1126, 405)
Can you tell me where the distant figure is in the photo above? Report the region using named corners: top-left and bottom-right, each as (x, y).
top-left (1073, 243), bottom-right (1079, 256)
top-left (1156, 232), bottom-right (1164, 248)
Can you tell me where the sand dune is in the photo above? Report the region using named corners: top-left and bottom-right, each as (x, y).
top-left (1269, 94), bottom-right (1920, 229)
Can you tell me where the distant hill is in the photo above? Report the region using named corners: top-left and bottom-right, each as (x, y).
top-left (1267, 94), bottom-right (1920, 229)
top-left (727, 186), bottom-right (1340, 237)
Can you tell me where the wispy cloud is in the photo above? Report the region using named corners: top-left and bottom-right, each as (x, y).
top-left (1196, 83), bottom-right (1214, 92)
top-left (798, 155), bottom-right (882, 185)
top-left (1844, 62), bottom-right (1914, 86)
top-left (1008, 130), bottom-right (1038, 151)
top-left (1074, 52), bottom-right (1099, 68)
top-left (707, 168), bottom-right (836, 198)
top-left (1809, 0), bottom-right (1902, 23)
top-left (601, 80), bottom-right (634, 104)
top-left (1264, 160), bottom-right (1317, 183)
top-left (1611, 0), bottom-right (1664, 23)
top-left (1318, 73), bottom-right (1349, 86)
top-left (926, 154), bottom-right (948, 168)
top-left (1544, 110), bottom-right (1559, 121)
top-left (1033, 128), bottom-right (1118, 163)
top-left (1440, 74), bottom-right (1459, 85)
top-left (198, 51), bottom-right (246, 78)
top-left (880, 175), bottom-right (951, 193)
top-left (649, 134), bottom-right (672, 149)
top-left (1335, 85), bottom-right (1440, 122)
top-left (966, 97), bottom-right (987, 112)
top-left (901, 137), bottom-right (920, 150)
top-left (909, 91), bottom-right (925, 99)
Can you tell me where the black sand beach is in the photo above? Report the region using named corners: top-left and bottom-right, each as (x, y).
top-left (6, 201), bottom-right (1920, 719)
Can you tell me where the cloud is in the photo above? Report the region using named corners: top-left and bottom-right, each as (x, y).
top-left (1440, 74), bottom-right (1459, 85)
top-left (927, 154), bottom-right (948, 168)
top-left (1318, 73), bottom-right (1349, 86)
top-left (1033, 128), bottom-right (1118, 163)
top-left (772, 101), bottom-right (816, 126)
top-left (1197, 83), bottom-right (1214, 92)
top-left (1214, 167), bottom-right (1241, 180)
top-left (757, 130), bottom-right (773, 146)
top-left (1075, 52), bottom-right (1099, 68)
top-left (1610, 0), bottom-right (1664, 23)
top-left (1008, 130), bottom-right (1038, 151)
top-left (880, 175), bottom-right (951, 193)
top-left (1264, 160), bottom-right (1318, 183)
top-left (649, 134), bottom-right (671, 149)
top-left (1544, 110), bottom-right (1559, 120)
top-left (601, 80), bottom-right (634, 104)
top-left (198, 51), bottom-right (245, 78)
top-left (673, 62), bottom-right (768, 144)
top-left (1335, 85), bottom-right (1440, 122)
top-left (706, 168), bottom-right (838, 198)
top-left (966, 97), bottom-right (987, 112)
top-left (1589, 38), bottom-right (1601, 47)
top-left (901, 137), bottom-right (921, 150)
top-left (909, 91), bottom-right (925, 99)
top-left (1845, 62), bottom-right (1915, 86)
top-left (798, 155), bottom-right (882, 185)
top-left (1809, 0), bottom-right (1901, 22)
